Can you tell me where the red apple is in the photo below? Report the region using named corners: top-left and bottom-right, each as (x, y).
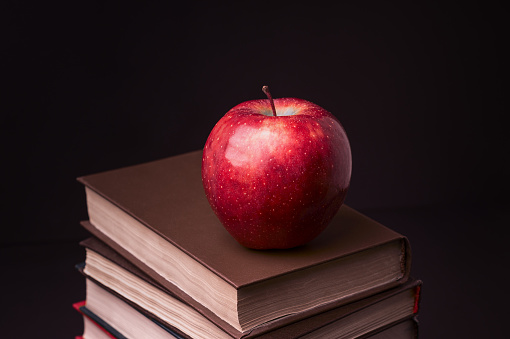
top-left (202, 86), bottom-right (352, 249)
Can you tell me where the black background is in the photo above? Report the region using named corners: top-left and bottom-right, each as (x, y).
top-left (2, 1), bottom-right (507, 338)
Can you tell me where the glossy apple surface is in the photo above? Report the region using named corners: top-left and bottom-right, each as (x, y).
top-left (202, 95), bottom-right (352, 249)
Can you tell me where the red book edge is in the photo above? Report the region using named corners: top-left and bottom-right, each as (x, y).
top-left (413, 284), bottom-right (422, 314)
top-left (73, 301), bottom-right (117, 339)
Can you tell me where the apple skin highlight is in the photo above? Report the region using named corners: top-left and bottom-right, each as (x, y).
top-left (202, 96), bottom-right (352, 249)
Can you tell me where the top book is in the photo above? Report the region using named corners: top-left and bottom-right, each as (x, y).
top-left (77, 150), bottom-right (411, 333)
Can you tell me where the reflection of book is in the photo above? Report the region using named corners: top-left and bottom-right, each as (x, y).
top-left (78, 237), bottom-right (421, 339)
top-left (77, 150), bottom-right (412, 332)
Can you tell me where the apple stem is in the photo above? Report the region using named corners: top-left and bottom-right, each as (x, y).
top-left (262, 85), bottom-right (277, 117)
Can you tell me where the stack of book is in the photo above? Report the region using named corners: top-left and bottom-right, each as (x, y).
top-left (73, 150), bottom-right (422, 339)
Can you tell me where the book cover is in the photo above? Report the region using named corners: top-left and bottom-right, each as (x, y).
top-left (77, 150), bottom-right (412, 331)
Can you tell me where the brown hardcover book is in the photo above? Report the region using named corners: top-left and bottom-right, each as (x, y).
top-left (77, 150), bottom-right (411, 332)
top-left (79, 237), bottom-right (421, 339)
top-left (78, 278), bottom-right (419, 339)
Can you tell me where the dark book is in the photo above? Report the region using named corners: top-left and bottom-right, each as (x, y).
top-left (77, 150), bottom-right (412, 332)
top-left (78, 238), bottom-right (421, 338)
top-left (365, 319), bottom-right (418, 339)
top-left (73, 301), bottom-right (117, 339)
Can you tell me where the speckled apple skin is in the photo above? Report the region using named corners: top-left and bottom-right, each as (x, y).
top-left (202, 97), bottom-right (352, 249)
